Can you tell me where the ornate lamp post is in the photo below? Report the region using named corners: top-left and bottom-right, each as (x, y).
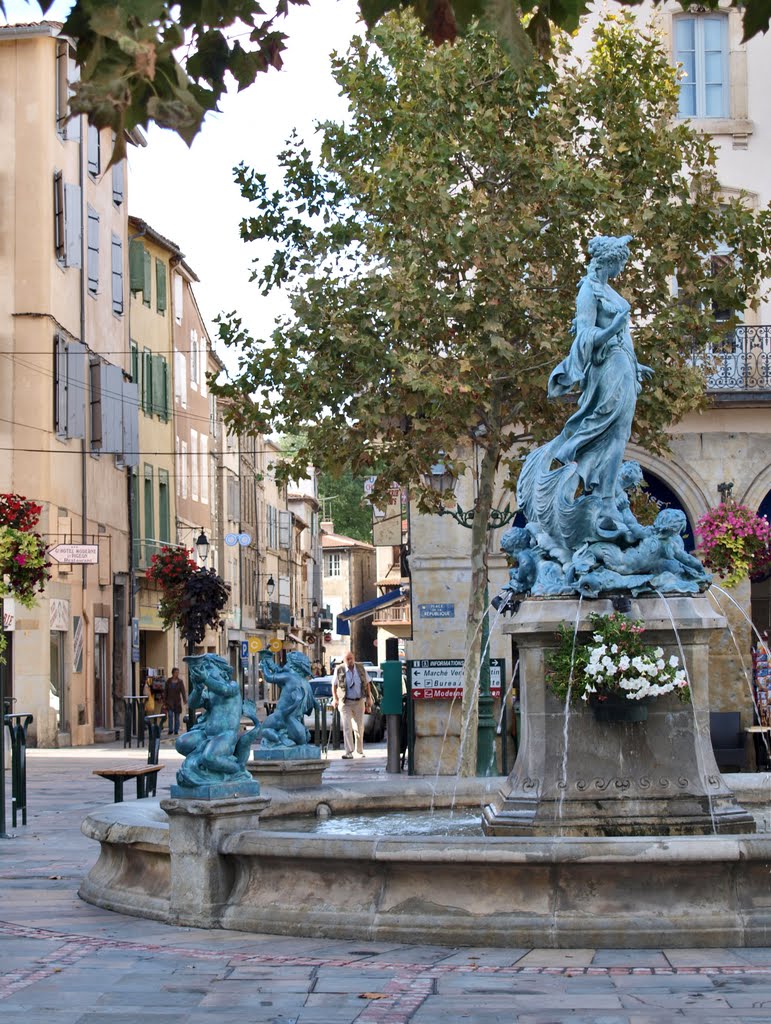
top-left (423, 456), bottom-right (516, 776)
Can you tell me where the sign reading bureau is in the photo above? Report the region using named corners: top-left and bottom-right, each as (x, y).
top-left (408, 658), bottom-right (505, 699)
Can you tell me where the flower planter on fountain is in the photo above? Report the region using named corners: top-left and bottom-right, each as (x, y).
top-left (589, 693), bottom-right (648, 723)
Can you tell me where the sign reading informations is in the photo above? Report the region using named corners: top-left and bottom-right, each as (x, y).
top-left (408, 658), bottom-right (505, 699)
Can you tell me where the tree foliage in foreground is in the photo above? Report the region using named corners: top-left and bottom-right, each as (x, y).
top-left (212, 13), bottom-right (771, 771)
top-left (4, 0), bottom-right (770, 159)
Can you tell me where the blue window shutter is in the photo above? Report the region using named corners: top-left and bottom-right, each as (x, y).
top-left (121, 381), bottom-right (139, 468)
top-left (111, 234), bottom-right (123, 315)
top-left (87, 124), bottom-right (100, 177)
top-left (66, 341), bottom-right (87, 439)
top-left (100, 364), bottom-right (124, 453)
top-left (87, 206), bottom-right (99, 294)
top-left (112, 154), bottom-right (125, 205)
top-left (64, 183), bottom-right (82, 268)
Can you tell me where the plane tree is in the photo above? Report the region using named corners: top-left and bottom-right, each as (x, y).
top-left (212, 13), bottom-right (771, 774)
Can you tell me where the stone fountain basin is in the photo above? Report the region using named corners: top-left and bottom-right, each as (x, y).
top-left (79, 775), bottom-right (771, 949)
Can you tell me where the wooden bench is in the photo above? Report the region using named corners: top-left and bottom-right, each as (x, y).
top-left (93, 764), bottom-right (164, 803)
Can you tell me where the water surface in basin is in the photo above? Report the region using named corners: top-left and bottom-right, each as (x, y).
top-left (260, 808), bottom-right (484, 836)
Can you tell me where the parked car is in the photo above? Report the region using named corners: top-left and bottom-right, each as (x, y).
top-left (303, 675), bottom-right (384, 743)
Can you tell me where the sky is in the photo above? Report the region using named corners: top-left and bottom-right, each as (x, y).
top-left (4, 0), bottom-right (363, 363)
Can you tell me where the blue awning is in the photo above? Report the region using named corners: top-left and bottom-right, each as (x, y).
top-left (337, 588), bottom-right (408, 625)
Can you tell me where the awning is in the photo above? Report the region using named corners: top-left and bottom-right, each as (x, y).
top-left (337, 588), bottom-right (408, 626)
top-left (286, 633), bottom-right (308, 647)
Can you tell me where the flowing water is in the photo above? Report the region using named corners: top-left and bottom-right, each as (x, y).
top-left (259, 808), bottom-right (484, 837)
top-left (654, 588), bottom-right (717, 833)
top-left (556, 596), bottom-right (583, 832)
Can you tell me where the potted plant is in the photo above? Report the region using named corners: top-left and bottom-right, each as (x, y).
top-left (546, 612), bottom-right (690, 722)
top-left (695, 501), bottom-right (771, 589)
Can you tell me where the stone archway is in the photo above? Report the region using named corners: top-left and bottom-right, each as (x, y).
top-left (625, 445), bottom-right (712, 550)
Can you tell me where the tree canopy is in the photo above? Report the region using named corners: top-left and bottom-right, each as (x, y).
top-left (211, 11), bottom-right (771, 772)
top-left (5, 0), bottom-right (770, 158)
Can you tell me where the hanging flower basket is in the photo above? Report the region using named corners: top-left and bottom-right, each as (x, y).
top-left (589, 693), bottom-right (649, 723)
top-left (695, 501), bottom-right (771, 588)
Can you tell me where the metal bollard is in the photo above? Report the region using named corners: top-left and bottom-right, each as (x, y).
top-left (4, 713), bottom-right (33, 827)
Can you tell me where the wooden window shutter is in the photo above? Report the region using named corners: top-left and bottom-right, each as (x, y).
top-left (151, 353), bottom-right (164, 418)
top-left (142, 249), bottom-right (151, 307)
top-left (156, 259), bottom-right (167, 314)
top-left (129, 240), bottom-right (144, 293)
top-left (142, 349), bottom-right (152, 413)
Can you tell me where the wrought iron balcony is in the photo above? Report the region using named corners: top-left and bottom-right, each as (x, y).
top-left (701, 326), bottom-right (771, 392)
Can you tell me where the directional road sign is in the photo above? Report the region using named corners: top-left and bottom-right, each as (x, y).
top-left (48, 544), bottom-right (99, 564)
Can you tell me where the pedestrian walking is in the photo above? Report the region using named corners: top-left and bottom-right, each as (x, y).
top-left (333, 650), bottom-right (372, 759)
top-left (164, 666), bottom-right (187, 735)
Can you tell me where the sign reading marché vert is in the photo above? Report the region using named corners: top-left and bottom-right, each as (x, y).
top-left (408, 658), bottom-right (505, 699)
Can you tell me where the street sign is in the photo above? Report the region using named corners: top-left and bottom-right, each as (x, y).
top-left (408, 658), bottom-right (504, 699)
top-left (248, 636), bottom-right (263, 654)
top-left (225, 533), bottom-right (239, 546)
top-left (48, 543), bottom-right (98, 564)
top-left (238, 532), bottom-right (251, 545)
top-left (240, 640), bottom-right (249, 660)
top-left (268, 638), bottom-right (283, 653)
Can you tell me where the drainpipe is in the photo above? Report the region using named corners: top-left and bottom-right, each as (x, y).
top-left (78, 114), bottom-right (87, 740)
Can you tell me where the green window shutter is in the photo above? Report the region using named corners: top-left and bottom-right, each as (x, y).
top-left (160, 356), bottom-right (169, 421)
top-left (142, 349), bottom-right (152, 413)
top-left (129, 240), bottom-right (144, 293)
top-left (143, 249), bottom-right (151, 307)
top-left (143, 463), bottom-right (154, 544)
top-left (158, 469), bottom-right (170, 543)
top-left (152, 353), bottom-right (164, 418)
top-left (156, 258), bottom-right (167, 314)
top-left (131, 342), bottom-right (138, 385)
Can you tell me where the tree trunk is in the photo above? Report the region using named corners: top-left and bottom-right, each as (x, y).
top-left (457, 434), bottom-right (499, 777)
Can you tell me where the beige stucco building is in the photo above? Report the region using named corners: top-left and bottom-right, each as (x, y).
top-left (0, 25), bottom-right (138, 744)
top-left (321, 523), bottom-right (377, 669)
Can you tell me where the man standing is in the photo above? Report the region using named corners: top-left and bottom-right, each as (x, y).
top-left (333, 651), bottom-right (372, 759)
top-left (164, 666), bottom-right (187, 736)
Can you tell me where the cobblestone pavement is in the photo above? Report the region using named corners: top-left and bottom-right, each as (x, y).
top-left (1, 740), bottom-right (771, 1022)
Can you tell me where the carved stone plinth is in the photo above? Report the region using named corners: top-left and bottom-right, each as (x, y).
top-left (161, 794), bottom-right (271, 927)
top-left (483, 596), bottom-right (756, 837)
top-left (247, 758), bottom-right (330, 790)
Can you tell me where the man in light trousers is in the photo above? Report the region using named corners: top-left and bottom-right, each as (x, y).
top-left (333, 651), bottom-right (372, 759)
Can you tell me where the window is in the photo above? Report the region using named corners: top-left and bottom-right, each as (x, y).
top-left (267, 505), bottom-right (278, 548)
top-left (54, 173), bottom-right (82, 268)
top-left (156, 259), bottom-right (167, 314)
top-left (144, 464), bottom-right (155, 544)
top-left (180, 440), bottom-right (188, 499)
top-left (174, 349), bottom-right (188, 409)
top-left (87, 206), bottom-right (99, 295)
top-left (200, 434), bottom-right (209, 504)
top-left (279, 510), bottom-right (291, 549)
top-left (675, 14), bottom-right (729, 119)
top-left (55, 40), bottom-right (79, 140)
top-left (158, 469), bottom-right (170, 543)
top-left (191, 429), bottom-right (199, 501)
top-left (174, 273), bottom-right (183, 324)
top-left (324, 553), bottom-right (341, 577)
top-left (54, 335), bottom-right (86, 439)
top-left (111, 234), bottom-right (123, 315)
top-left (151, 353), bottom-right (169, 421)
top-left (190, 330), bottom-right (199, 387)
top-left (87, 124), bottom-right (100, 177)
top-left (175, 437), bottom-right (181, 497)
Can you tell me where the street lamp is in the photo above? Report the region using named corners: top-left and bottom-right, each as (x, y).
top-left (266, 574), bottom-right (275, 599)
top-left (423, 454), bottom-right (516, 777)
top-left (195, 528), bottom-right (210, 566)
top-left (312, 597), bottom-right (319, 616)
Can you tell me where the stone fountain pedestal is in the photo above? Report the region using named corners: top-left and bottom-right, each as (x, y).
top-left (483, 595), bottom-right (755, 837)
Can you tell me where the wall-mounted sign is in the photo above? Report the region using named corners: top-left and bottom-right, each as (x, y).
top-left (94, 616), bottom-right (109, 635)
top-left (408, 658), bottom-right (504, 699)
top-left (49, 543), bottom-right (99, 564)
top-left (240, 640), bottom-right (249, 660)
top-left (418, 603), bottom-right (455, 619)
